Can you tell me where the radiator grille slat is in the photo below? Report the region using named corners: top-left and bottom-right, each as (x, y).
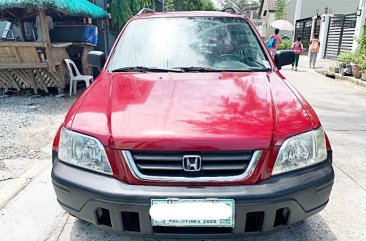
top-left (129, 151), bottom-right (254, 178)
top-left (136, 163), bottom-right (182, 170)
top-left (202, 163), bottom-right (248, 171)
top-left (133, 154), bottom-right (182, 161)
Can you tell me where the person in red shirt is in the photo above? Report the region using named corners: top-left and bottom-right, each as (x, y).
top-left (291, 36), bottom-right (304, 71)
top-left (266, 29), bottom-right (282, 58)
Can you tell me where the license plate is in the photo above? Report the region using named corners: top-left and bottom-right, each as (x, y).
top-left (150, 199), bottom-right (235, 227)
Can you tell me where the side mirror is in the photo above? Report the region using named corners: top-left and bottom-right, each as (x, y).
top-left (87, 51), bottom-right (106, 69)
top-left (274, 50), bottom-right (295, 70)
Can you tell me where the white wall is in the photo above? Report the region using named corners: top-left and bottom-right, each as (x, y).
top-left (286, 0), bottom-right (359, 22)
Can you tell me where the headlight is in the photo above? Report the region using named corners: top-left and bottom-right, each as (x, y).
top-left (58, 128), bottom-right (112, 175)
top-left (272, 128), bottom-right (327, 175)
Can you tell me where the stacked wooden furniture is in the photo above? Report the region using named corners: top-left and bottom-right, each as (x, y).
top-left (0, 0), bottom-right (109, 94)
top-left (0, 41), bottom-right (71, 94)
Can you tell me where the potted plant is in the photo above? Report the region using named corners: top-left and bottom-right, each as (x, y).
top-left (337, 52), bottom-right (354, 76)
top-left (362, 69), bottom-right (366, 81)
top-left (359, 58), bottom-right (366, 81)
top-left (352, 64), bottom-right (362, 78)
top-left (352, 48), bottom-right (363, 79)
top-left (356, 24), bottom-right (366, 80)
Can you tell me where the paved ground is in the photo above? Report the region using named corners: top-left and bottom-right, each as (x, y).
top-left (0, 95), bottom-right (76, 186)
top-left (1, 66), bottom-right (366, 241)
top-left (296, 55), bottom-right (336, 71)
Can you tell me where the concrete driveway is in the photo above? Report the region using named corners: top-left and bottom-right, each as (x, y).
top-left (0, 66), bottom-right (365, 241)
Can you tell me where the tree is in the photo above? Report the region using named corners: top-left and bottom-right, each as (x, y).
top-left (165, 0), bottom-right (217, 11)
top-left (275, 0), bottom-right (286, 20)
top-left (110, 0), bottom-right (155, 31)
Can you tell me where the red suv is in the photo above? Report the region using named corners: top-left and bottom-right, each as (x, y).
top-left (51, 9), bottom-right (334, 238)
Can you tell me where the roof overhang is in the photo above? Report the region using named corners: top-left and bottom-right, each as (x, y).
top-left (0, 0), bottom-right (109, 19)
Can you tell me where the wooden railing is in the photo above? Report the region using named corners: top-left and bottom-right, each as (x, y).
top-left (0, 41), bottom-right (71, 94)
top-left (0, 42), bottom-right (47, 69)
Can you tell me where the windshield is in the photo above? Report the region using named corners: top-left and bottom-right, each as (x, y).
top-left (107, 17), bottom-right (271, 72)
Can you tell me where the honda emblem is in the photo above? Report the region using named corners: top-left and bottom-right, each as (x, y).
top-left (182, 155), bottom-right (202, 172)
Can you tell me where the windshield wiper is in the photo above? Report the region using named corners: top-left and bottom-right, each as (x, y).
top-left (174, 66), bottom-right (270, 72)
top-left (226, 69), bottom-right (271, 72)
top-left (174, 67), bottom-right (224, 72)
top-left (111, 66), bottom-right (183, 73)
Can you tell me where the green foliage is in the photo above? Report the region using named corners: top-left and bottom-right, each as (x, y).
top-left (358, 24), bottom-right (366, 51)
top-left (277, 39), bottom-right (292, 50)
top-left (337, 52), bottom-right (354, 64)
top-left (359, 58), bottom-right (366, 70)
top-left (110, 0), bottom-right (216, 30)
top-left (353, 48), bottom-right (366, 70)
top-left (275, 0), bottom-right (286, 20)
top-left (353, 24), bottom-right (366, 69)
top-left (110, 0), bottom-right (131, 32)
top-left (165, 0), bottom-right (217, 11)
top-left (110, 0), bottom-right (155, 31)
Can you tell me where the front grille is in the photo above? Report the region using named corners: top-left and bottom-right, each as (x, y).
top-left (128, 150), bottom-right (255, 178)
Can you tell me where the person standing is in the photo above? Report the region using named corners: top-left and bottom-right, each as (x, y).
top-left (291, 36), bottom-right (304, 71)
top-left (309, 33), bottom-right (321, 68)
top-left (266, 29), bottom-right (282, 58)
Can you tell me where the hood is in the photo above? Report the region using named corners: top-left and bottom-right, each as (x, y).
top-left (69, 72), bottom-right (312, 151)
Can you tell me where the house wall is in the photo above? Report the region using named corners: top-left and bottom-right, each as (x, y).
top-left (286, 0), bottom-right (359, 23)
top-left (263, 13), bottom-right (277, 39)
top-left (259, 0), bottom-right (276, 38)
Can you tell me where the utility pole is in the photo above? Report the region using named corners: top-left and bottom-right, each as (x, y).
top-left (353, 0), bottom-right (366, 51)
top-left (293, 0), bottom-right (302, 25)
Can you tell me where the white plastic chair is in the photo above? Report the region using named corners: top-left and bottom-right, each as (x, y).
top-left (64, 59), bottom-right (94, 96)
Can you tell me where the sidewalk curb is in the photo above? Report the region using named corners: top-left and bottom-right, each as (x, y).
top-left (0, 178), bottom-right (28, 209)
top-left (0, 160), bottom-right (50, 209)
top-left (316, 70), bottom-right (366, 88)
top-left (44, 211), bottom-right (69, 241)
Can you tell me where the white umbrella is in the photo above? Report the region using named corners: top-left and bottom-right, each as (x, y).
top-left (270, 20), bottom-right (294, 31)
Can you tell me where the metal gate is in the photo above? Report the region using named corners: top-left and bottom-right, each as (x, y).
top-left (294, 17), bottom-right (313, 54)
top-left (324, 13), bottom-right (357, 59)
top-left (294, 17), bottom-right (321, 54)
top-left (314, 17), bottom-right (321, 37)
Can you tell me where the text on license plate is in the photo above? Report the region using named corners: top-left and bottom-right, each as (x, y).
top-left (149, 199), bottom-right (235, 227)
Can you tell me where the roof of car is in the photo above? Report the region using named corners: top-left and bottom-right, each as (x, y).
top-left (132, 11), bottom-right (245, 20)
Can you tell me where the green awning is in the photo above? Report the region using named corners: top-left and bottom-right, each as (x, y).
top-left (0, 0), bottom-right (109, 19)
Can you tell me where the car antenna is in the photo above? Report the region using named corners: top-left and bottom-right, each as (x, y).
top-left (136, 8), bottom-right (156, 16)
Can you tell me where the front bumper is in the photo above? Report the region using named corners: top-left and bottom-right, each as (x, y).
top-left (51, 151), bottom-right (334, 238)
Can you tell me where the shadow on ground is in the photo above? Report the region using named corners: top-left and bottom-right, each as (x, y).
top-left (68, 214), bottom-right (337, 241)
